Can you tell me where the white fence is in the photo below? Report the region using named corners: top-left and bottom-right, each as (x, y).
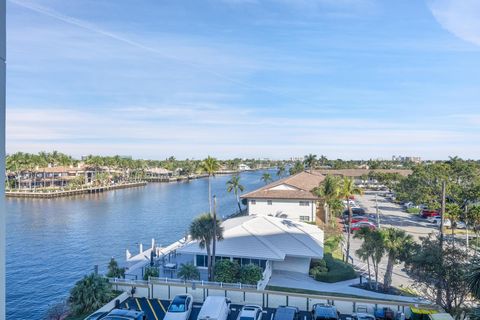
top-left (108, 277), bottom-right (434, 317)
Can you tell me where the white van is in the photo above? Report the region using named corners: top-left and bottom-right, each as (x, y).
top-left (198, 296), bottom-right (231, 320)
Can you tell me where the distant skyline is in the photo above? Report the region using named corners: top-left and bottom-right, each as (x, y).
top-left (6, 0), bottom-right (480, 160)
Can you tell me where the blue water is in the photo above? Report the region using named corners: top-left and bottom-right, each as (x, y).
top-left (6, 170), bottom-right (273, 319)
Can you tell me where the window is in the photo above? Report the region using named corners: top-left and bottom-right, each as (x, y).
top-left (250, 200), bottom-right (256, 205)
top-left (196, 255), bottom-right (208, 267)
top-left (299, 216), bottom-right (310, 222)
top-left (241, 258), bottom-right (251, 265)
top-left (299, 201), bottom-right (310, 206)
top-left (251, 259), bottom-right (260, 266)
top-left (233, 257), bottom-right (241, 265)
top-left (260, 260), bottom-right (267, 269)
top-left (267, 200), bottom-right (272, 205)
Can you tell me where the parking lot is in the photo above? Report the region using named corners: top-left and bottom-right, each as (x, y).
top-left (116, 297), bottom-right (353, 320)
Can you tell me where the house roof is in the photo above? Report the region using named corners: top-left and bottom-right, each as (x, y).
top-left (240, 171), bottom-right (324, 200)
top-left (178, 215), bottom-right (324, 261)
top-left (146, 167), bottom-right (172, 174)
top-left (313, 169), bottom-right (413, 177)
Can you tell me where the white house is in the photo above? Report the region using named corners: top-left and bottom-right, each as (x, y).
top-left (240, 171), bottom-right (325, 222)
top-left (178, 215), bottom-right (324, 275)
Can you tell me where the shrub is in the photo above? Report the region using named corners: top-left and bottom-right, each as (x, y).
top-left (324, 235), bottom-right (342, 254)
top-left (311, 253), bottom-right (357, 283)
top-left (69, 273), bottom-right (113, 316)
top-left (310, 259), bottom-right (328, 278)
top-left (106, 258), bottom-right (125, 279)
top-left (406, 207), bottom-right (420, 214)
top-left (214, 260), bottom-right (240, 283)
top-left (178, 263), bottom-right (200, 280)
top-left (143, 267), bottom-right (159, 280)
top-left (240, 264), bottom-right (263, 285)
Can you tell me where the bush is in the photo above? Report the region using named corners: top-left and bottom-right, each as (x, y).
top-left (324, 235), bottom-right (342, 254)
top-left (310, 253), bottom-right (357, 283)
top-left (106, 258), bottom-right (125, 279)
top-left (178, 263), bottom-right (200, 280)
top-left (214, 260), bottom-right (240, 283)
top-left (406, 207), bottom-right (420, 214)
top-left (240, 264), bottom-right (263, 285)
top-left (143, 267), bottom-right (159, 280)
top-left (69, 273), bottom-right (113, 316)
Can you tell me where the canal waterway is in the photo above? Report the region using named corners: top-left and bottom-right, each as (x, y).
top-left (6, 169), bottom-right (274, 319)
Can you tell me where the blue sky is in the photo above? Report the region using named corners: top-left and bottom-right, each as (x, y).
top-left (6, 0), bottom-right (480, 160)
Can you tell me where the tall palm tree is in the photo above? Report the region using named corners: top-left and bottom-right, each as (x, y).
top-left (189, 213), bottom-right (224, 281)
top-left (313, 175), bottom-right (341, 226)
top-left (354, 227), bottom-right (374, 290)
top-left (261, 172), bottom-right (272, 185)
top-left (303, 154), bottom-right (317, 173)
top-left (69, 273), bottom-right (112, 315)
top-left (338, 177), bottom-right (363, 263)
top-left (382, 228), bottom-right (413, 290)
top-left (198, 156), bottom-right (220, 215)
top-left (226, 175), bottom-right (245, 213)
top-left (445, 203), bottom-right (462, 246)
top-left (276, 164), bottom-right (286, 178)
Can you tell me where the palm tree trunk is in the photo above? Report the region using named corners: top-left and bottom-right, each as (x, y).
top-left (211, 195), bottom-right (217, 281)
top-left (367, 258), bottom-right (372, 290)
top-left (206, 243), bottom-right (212, 281)
top-left (451, 226), bottom-right (455, 248)
top-left (345, 199), bottom-right (352, 263)
top-left (236, 193), bottom-right (242, 213)
top-left (325, 203), bottom-right (329, 226)
top-left (383, 253), bottom-right (395, 291)
top-left (208, 176), bottom-right (212, 215)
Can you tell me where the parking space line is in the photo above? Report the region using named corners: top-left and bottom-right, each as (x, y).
top-left (135, 298), bottom-right (142, 311)
top-left (270, 313), bottom-right (274, 320)
top-left (125, 302), bottom-right (129, 309)
top-left (158, 299), bottom-right (167, 313)
top-left (147, 299), bottom-right (159, 320)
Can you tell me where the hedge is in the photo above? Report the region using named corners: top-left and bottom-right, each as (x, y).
top-left (311, 253), bottom-right (357, 283)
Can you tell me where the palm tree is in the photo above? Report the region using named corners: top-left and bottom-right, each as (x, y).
top-left (467, 264), bottom-right (480, 299)
top-left (303, 154), bottom-right (317, 173)
top-left (445, 203), bottom-right (462, 246)
top-left (198, 156), bottom-right (220, 214)
top-left (468, 206), bottom-right (480, 257)
top-left (69, 273), bottom-right (112, 316)
top-left (276, 164), bottom-right (286, 178)
top-left (189, 213), bottom-right (224, 281)
top-left (338, 177), bottom-right (363, 263)
top-left (226, 175), bottom-right (245, 213)
top-left (382, 228), bottom-right (413, 291)
top-left (354, 227), bottom-right (374, 289)
top-left (261, 172), bottom-right (272, 185)
top-left (177, 263), bottom-right (200, 280)
top-left (289, 160), bottom-right (304, 175)
top-left (313, 175), bottom-right (341, 226)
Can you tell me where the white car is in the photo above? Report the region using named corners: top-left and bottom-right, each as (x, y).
top-left (343, 199), bottom-right (356, 207)
top-left (455, 221), bottom-right (467, 229)
top-left (428, 216), bottom-right (441, 223)
top-left (436, 218), bottom-right (451, 228)
top-left (237, 305), bottom-right (263, 320)
top-left (164, 294), bottom-right (193, 320)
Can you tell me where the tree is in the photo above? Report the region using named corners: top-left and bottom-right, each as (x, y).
top-left (313, 175), bottom-right (341, 226)
top-left (240, 264), bottom-right (263, 285)
top-left (405, 235), bottom-right (471, 315)
top-left (277, 164), bottom-right (286, 177)
top-left (143, 266), bottom-right (159, 280)
top-left (338, 177), bottom-right (363, 263)
top-left (189, 213), bottom-right (224, 281)
top-left (261, 172), bottom-right (272, 185)
top-left (214, 260), bottom-right (240, 283)
top-left (382, 228), bottom-right (414, 291)
top-left (467, 205), bottom-right (480, 255)
top-left (198, 156), bottom-right (220, 214)
top-left (226, 175), bottom-right (245, 213)
top-left (304, 154), bottom-right (317, 173)
top-left (354, 227), bottom-right (384, 291)
top-left (177, 263), bottom-right (200, 280)
top-left (445, 203), bottom-right (462, 246)
top-left (467, 263), bottom-right (480, 300)
top-left (69, 273), bottom-right (113, 316)
top-left (106, 257), bottom-right (125, 279)
top-left (289, 161), bottom-right (304, 175)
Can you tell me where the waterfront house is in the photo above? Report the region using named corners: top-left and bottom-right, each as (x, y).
top-left (238, 163), bottom-right (251, 171)
top-left (178, 215), bottom-right (324, 276)
top-left (240, 171), bottom-right (325, 222)
top-left (145, 167), bottom-right (173, 181)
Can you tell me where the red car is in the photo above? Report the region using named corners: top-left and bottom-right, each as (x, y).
top-left (350, 216), bottom-right (369, 224)
top-left (351, 221), bottom-right (376, 232)
top-left (421, 209), bottom-right (439, 218)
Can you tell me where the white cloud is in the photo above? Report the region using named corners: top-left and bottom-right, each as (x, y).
top-left (428, 0), bottom-right (480, 46)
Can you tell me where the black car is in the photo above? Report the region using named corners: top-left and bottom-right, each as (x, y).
top-left (274, 306), bottom-right (299, 320)
top-left (342, 207), bottom-right (366, 216)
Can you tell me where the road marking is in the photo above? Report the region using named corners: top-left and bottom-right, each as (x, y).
top-left (125, 302), bottom-right (129, 309)
top-left (135, 298), bottom-right (142, 311)
top-left (270, 313), bottom-right (274, 320)
top-left (193, 305), bottom-right (202, 309)
top-left (158, 299), bottom-right (167, 313)
top-left (147, 299), bottom-right (159, 320)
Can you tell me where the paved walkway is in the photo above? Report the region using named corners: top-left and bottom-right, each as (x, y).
top-left (267, 270), bottom-right (423, 303)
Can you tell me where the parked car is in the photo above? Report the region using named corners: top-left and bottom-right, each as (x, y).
top-left (102, 309), bottom-right (146, 320)
top-left (237, 305), bottom-right (263, 320)
top-left (343, 199), bottom-right (356, 207)
top-left (350, 313), bottom-right (375, 320)
top-left (374, 307), bottom-right (395, 320)
top-left (351, 221), bottom-right (376, 232)
top-left (349, 216), bottom-right (370, 224)
top-left (274, 306), bottom-right (299, 320)
top-left (198, 296), bottom-right (231, 320)
top-left (343, 207), bottom-right (366, 217)
top-left (455, 221), bottom-right (467, 229)
top-left (427, 216), bottom-right (441, 223)
top-left (312, 303), bottom-right (339, 320)
top-left (421, 209), bottom-right (439, 219)
top-left (164, 294), bottom-right (193, 320)
top-left (436, 218), bottom-right (451, 228)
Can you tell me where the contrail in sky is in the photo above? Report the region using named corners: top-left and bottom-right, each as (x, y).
top-left (8, 0), bottom-right (325, 109)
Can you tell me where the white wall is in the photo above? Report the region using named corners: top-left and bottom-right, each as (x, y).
top-left (272, 256), bottom-right (311, 274)
top-left (247, 199), bottom-right (316, 222)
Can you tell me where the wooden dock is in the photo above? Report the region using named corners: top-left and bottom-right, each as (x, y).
top-left (5, 181), bottom-right (147, 199)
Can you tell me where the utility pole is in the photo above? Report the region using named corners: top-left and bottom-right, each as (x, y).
top-left (211, 195), bottom-right (217, 281)
top-left (375, 193), bottom-right (380, 228)
top-left (436, 180), bottom-right (446, 306)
